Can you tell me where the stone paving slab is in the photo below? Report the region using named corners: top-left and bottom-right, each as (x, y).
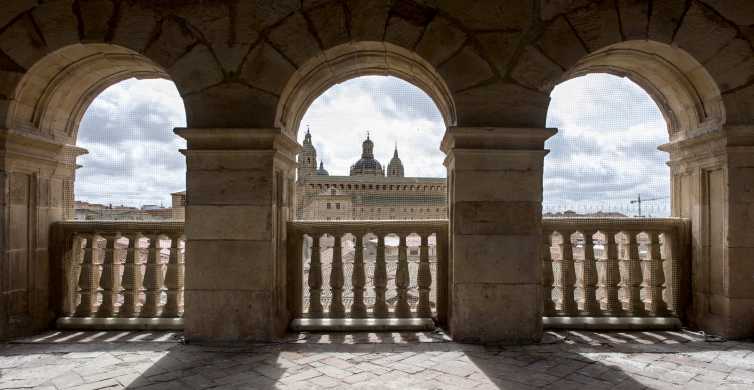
top-left (1, 330), bottom-right (753, 389)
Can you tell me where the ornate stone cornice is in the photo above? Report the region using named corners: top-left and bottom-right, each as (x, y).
top-left (440, 127), bottom-right (557, 153)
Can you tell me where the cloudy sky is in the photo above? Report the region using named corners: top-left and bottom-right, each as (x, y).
top-left (76, 74), bottom-right (670, 216)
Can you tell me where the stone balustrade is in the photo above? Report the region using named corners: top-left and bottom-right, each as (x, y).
top-left (51, 221), bottom-right (184, 330)
top-left (287, 220), bottom-right (448, 330)
top-left (542, 217), bottom-right (690, 329)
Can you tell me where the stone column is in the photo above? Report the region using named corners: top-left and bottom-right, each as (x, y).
top-left (176, 128), bottom-right (299, 341)
top-left (441, 127), bottom-right (555, 344)
top-left (0, 129), bottom-right (83, 339)
top-left (661, 126), bottom-right (754, 338)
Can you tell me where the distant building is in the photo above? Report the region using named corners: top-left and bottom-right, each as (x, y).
top-left (295, 129), bottom-right (447, 221)
top-left (74, 200), bottom-right (174, 221)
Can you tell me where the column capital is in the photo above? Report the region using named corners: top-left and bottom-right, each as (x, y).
top-left (174, 127), bottom-right (301, 154)
top-left (440, 127), bottom-right (556, 153)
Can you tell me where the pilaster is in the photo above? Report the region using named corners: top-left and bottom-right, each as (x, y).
top-left (441, 127), bottom-right (556, 344)
top-left (176, 128), bottom-right (300, 341)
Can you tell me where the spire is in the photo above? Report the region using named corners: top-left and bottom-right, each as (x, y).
top-left (393, 141), bottom-right (399, 158)
top-left (303, 125), bottom-right (312, 145)
top-left (387, 140), bottom-right (404, 178)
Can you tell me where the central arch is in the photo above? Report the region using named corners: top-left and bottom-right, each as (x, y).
top-left (276, 42), bottom-right (456, 137)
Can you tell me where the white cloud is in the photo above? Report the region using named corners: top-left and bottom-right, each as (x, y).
top-left (75, 78), bottom-right (186, 207)
top-left (299, 76), bottom-right (446, 178)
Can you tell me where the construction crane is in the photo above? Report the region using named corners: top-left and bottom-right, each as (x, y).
top-left (630, 194), bottom-right (668, 217)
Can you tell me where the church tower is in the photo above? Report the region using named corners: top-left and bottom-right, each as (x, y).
top-left (387, 143), bottom-right (405, 177)
top-left (298, 127), bottom-right (317, 178)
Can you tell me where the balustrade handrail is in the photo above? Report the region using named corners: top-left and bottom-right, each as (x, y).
top-left (543, 217), bottom-right (688, 231)
top-left (288, 219), bottom-right (448, 235)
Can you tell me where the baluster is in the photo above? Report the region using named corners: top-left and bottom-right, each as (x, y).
top-left (308, 234), bottom-right (323, 317)
top-left (350, 233), bottom-right (367, 318)
top-left (664, 229), bottom-right (680, 315)
top-left (557, 231), bottom-right (577, 315)
top-left (395, 234), bottom-right (411, 317)
top-left (329, 234), bottom-right (345, 317)
top-left (74, 233), bottom-right (100, 317)
top-left (141, 234), bottom-right (165, 317)
top-left (417, 233), bottom-right (433, 317)
top-left (66, 235), bottom-right (85, 316)
top-left (600, 231), bottom-right (623, 316)
top-left (162, 234), bottom-right (185, 317)
top-left (120, 233), bottom-right (142, 317)
top-left (542, 231), bottom-right (556, 316)
top-left (580, 231), bottom-right (600, 315)
top-left (646, 231), bottom-right (669, 316)
top-left (626, 231), bottom-right (646, 316)
top-left (97, 234), bottom-right (121, 317)
top-left (373, 234), bottom-right (389, 318)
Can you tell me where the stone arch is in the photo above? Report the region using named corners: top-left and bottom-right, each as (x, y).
top-left (6, 43), bottom-right (175, 143)
top-left (558, 40), bottom-right (724, 142)
top-left (275, 41), bottom-right (456, 137)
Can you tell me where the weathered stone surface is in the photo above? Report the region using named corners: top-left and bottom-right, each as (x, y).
top-left (454, 202), bottom-right (542, 235)
top-left (185, 289), bottom-right (277, 341)
top-left (240, 42), bottom-right (295, 95)
top-left (511, 45), bottom-right (563, 92)
top-left (268, 13), bottom-right (320, 67)
top-left (77, 0), bottom-right (115, 41)
top-left (384, 16), bottom-right (424, 50)
top-left (31, 0), bottom-right (78, 51)
top-left (438, 46), bottom-right (493, 92)
top-left (173, 3), bottom-right (249, 73)
top-left (414, 16), bottom-right (466, 66)
top-left (674, 2), bottom-right (737, 64)
top-left (703, 0), bottom-right (754, 26)
top-left (648, 0), bottom-right (687, 43)
top-left (144, 18), bottom-right (197, 69)
top-left (168, 44), bottom-right (224, 95)
top-left (540, 0), bottom-right (591, 20)
top-left (183, 82), bottom-right (277, 128)
top-left (617, 0), bottom-right (648, 39)
top-left (436, 0), bottom-right (532, 30)
top-left (186, 169), bottom-right (273, 205)
top-left (723, 85), bottom-right (754, 125)
top-left (111, 1), bottom-right (158, 52)
top-left (476, 31), bottom-right (522, 76)
top-left (0, 0), bottom-right (35, 31)
top-left (454, 81), bottom-right (549, 127)
top-left (451, 283), bottom-right (542, 343)
top-left (187, 205), bottom-right (272, 240)
top-left (565, 1), bottom-right (622, 52)
top-left (705, 38), bottom-right (754, 93)
top-left (537, 16), bottom-right (587, 71)
top-left (235, 0), bottom-right (299, 32)
top-left (306, 2), bottom-right (349, 49)
top-left (186, 240), bottom-right (274, 290)
top-left (346, 0), bottom-right (390, 41)
top-left (0, 15), bottom-right (47, 69)
top-left (453, 234), bottom-right (540, 284)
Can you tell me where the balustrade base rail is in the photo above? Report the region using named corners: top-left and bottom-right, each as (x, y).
top-left (57, 317), bottom-right (183, 331)
top-left (291, 318), bottom-right (435, 332)
top-left (543, 316), bottom-right (681, 330)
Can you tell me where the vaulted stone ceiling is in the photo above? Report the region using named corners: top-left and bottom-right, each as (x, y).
top-left (0, 0), bottom-right (752, 131)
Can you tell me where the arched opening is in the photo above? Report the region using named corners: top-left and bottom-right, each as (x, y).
top-left (544, 73), bottom-right (669, 217)
top-left (74, 78), bottom-right (186, 220)
top-left (292, 74), bottom-right (446, 319)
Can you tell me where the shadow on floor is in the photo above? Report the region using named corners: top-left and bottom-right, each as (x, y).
top-left (2, 329), bottom-right (753, 389)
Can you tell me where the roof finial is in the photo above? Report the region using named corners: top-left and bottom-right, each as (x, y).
top-left (306, 124), bottom-right (310, 135)
top-left (394, 141), bottom-right (398, 156)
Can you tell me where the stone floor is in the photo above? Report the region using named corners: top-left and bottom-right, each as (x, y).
top-left (1, 330), bottom-right (753, 389)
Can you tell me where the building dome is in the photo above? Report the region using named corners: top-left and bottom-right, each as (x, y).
top-left (387, 143), bottom-right (404, 177)
top-left (316, 161), bottom-right (329, 176)
top-left (350, 134), bottom-right (384, 176)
